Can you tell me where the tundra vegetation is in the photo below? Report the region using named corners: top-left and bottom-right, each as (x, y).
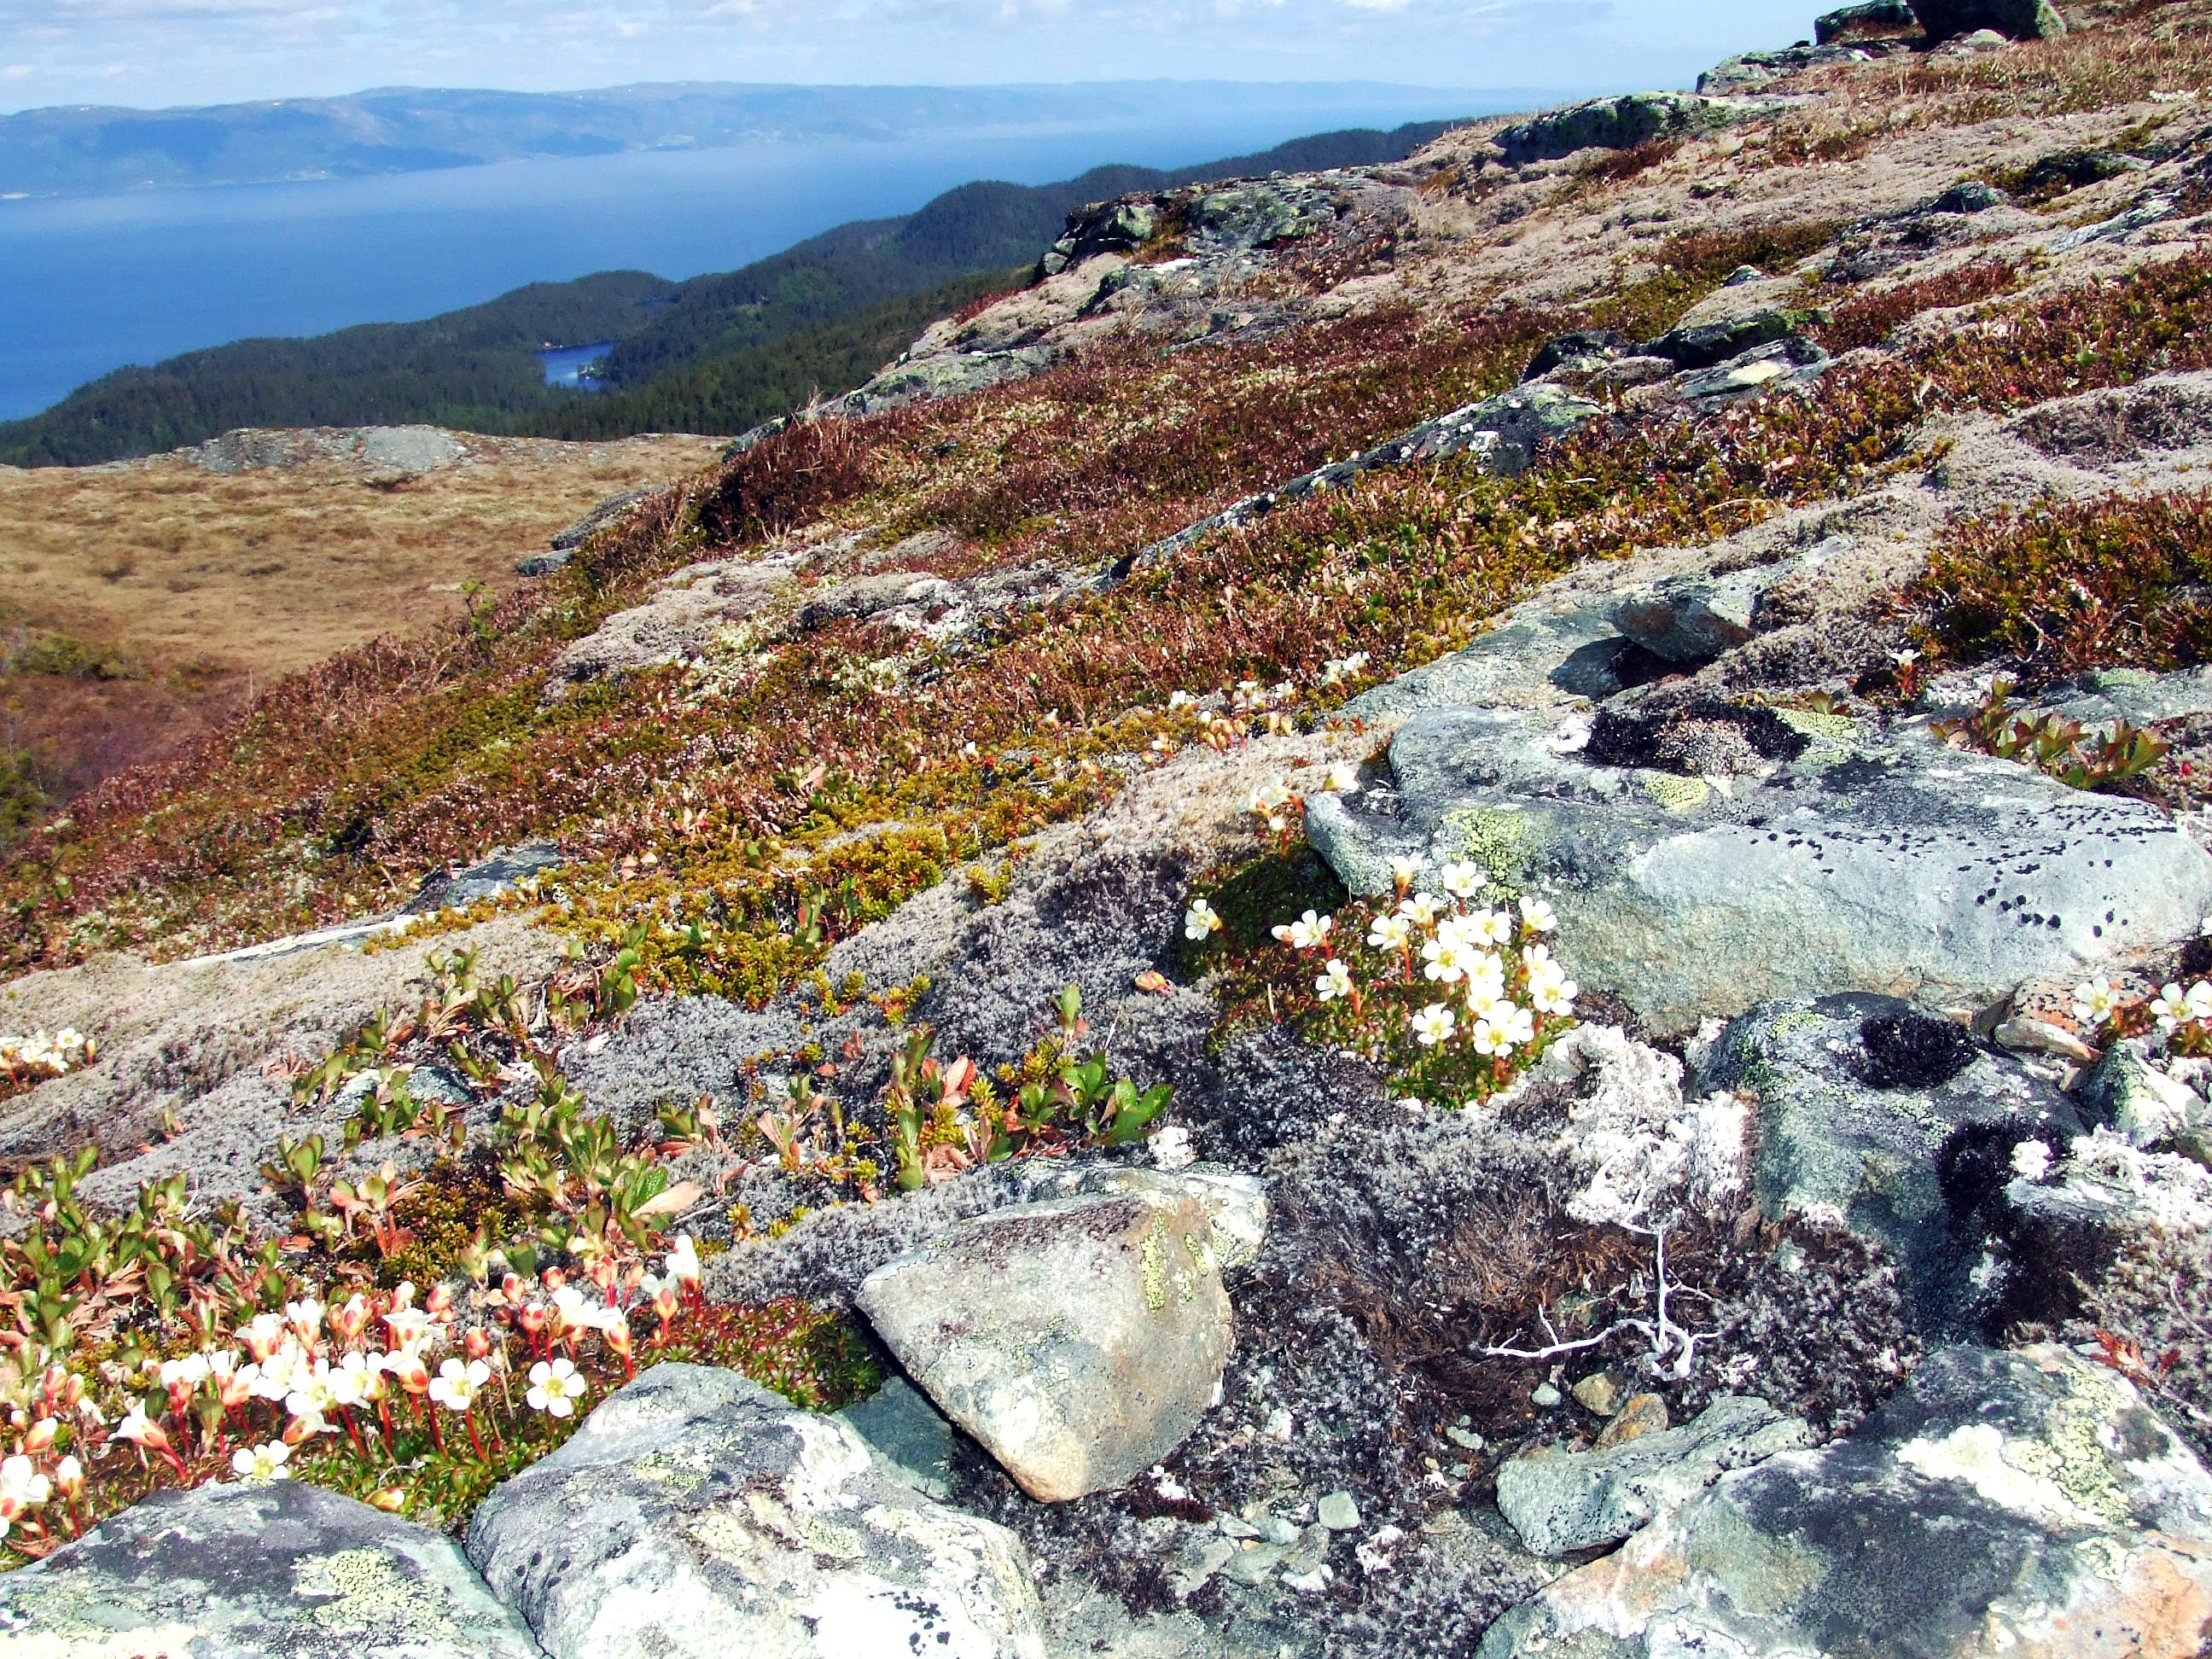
top-left (9, 3), bottom-right (2212, 1652)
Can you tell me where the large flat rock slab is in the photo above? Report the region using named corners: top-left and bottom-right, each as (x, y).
top-left (465, 1363), bottom-right (1044, 1659)
top-left (1309, 702), bottom-right (2212, 1033)
top-left (857, 1191), bottom-right (1231, 1502)
top-left (0, 1477), bottom-right (546, 1658)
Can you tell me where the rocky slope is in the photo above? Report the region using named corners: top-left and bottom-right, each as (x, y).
top-left (4, 2), bottom-right (2212, 1656)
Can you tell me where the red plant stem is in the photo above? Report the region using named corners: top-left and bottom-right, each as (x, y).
top-left (341, 1410), bottom-right (367, 1458)
top-left (428, 1410), bottom-right (445, 1455)
top-left (465, 1413), bottom-right (488, 1463)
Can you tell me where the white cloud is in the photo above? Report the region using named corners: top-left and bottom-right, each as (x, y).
top-left (0, 0), bottom-right (1820, 112)
top-left (0, 65), bottom-right (32, 79)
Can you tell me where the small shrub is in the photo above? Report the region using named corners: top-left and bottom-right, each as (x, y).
top-left (1914, 490), bottom-right (2212, 678)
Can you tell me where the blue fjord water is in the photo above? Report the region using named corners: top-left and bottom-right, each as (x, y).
top-left (0, 107), bottom-right (1484, 423)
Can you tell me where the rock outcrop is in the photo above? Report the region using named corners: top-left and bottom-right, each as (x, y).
top-left (1495, 1394), bottom-right (1813, 1555)
top-left (1480, 1345), bottom-right (2212, 1658)
top-left (0, 1478), bottom-right (547, 1658)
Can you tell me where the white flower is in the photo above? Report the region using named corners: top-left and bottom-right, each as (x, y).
top-left (1366, 913), bottom-right (1412, 952)
top-left (1472, 1003), bottom-right (1535, 1056)
top-left (1387, 854), bottom-right (1425, 889)
top-left (1421, 935), bottom-right (1468, 984)
top-left (1184, 899), bottom-right (1224, 941)
top-left (665, 1235), bottom-right (702, 1287)
top-left (284, 1298), bottom-right (325, 1340)
top-left (2156, 981), bottom-right (2212, 1032)
top-left (1168, 690), bottom-right (1196, 709)
top-left (1464, 952), bottom-right (1508, 1012)
top-left (2072, 975), bottom-right (2122, 1029)
top-left (329, 1352), bottom-right (381, 1407)
top-left (527, 1358), bottom-right (588, 1418)
top-left (1412, 1004), bottom-right (1457, 1047)
top-left (1150, 1125), bottom-right (1197, 1172)
top-left (1518, 896), bottom-right (1558, 934)
top-left (1528, 962), bottom-right (1580, 1016)
top-left (1889, 648), bottom-right (1920, 667)
top-left (284, 1359), bottom-right (339, 1423)
top-left (1272, 910), bottom-right (1332, 951)
top-left (230, 1441), bottom-right (292, 1481)
top-left (1464, 908), bottom-right (1515, 947)
top-left (1316, 960), bottom-right (1354, 1002)
top-left (428, 1358), bottom-right (492, 1412)
top-left (1323, 762), bottom-right (1360, 794)
top-left (0, 1456), bottom-right (49, 1511)
top-left (114, 1402), bottom-right (160, 1446)
top-left (1399, 892), bottom-right (1443, 927)
top-left (2010, 1138), bottom-right (2053, 1183)
top-left (1247, 777), bottom-right (1293, 813)
top-left (158, 1353), bottom-right (210, 1391)
top-left (1438, 861), bottom-right (1486, 901)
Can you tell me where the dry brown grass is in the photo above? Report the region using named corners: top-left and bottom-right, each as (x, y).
top-left (0, 430), bottom-right (722, 806)
top-left (0, 432), bottom-right (722, 681)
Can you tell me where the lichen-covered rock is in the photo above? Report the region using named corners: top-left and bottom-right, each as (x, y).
top-left (2079, 1039), bottom-right (2209, 1148)
top-left (1700, 993), bottom-right (2083, 1330)
top-left (0, 1476), bottom-right (546, 1658)
top-left (1305, 697), bottom-right (2212, 1034)
top-left (1493, 93), bottom-right (1749, 167)
top-left (1816, 0), bottom-right (1917, 42)
top-left (1911, 0), bottom-right (2065, 40)
top-left (856, 1191), bottom-right (1231, 1501)
top-left (1495, 1394), bottom-right (1813, 1555)
top-left (1609, 556), bottom-right (1808, 664)
top-left (464, 1363), bottom-right (1044, 1659)
top-left (1478, 1344), bottom-right (2212, 1658)
top-left (1003, 1159), bottom-right (1269, 1268)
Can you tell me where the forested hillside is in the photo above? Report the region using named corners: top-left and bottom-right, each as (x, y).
top-left (0, 121), bottom-right (1457, 466)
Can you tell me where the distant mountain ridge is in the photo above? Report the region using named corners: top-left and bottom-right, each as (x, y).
top-left (0, 81), bottom-right (1512, 197)
top-left (0, 121), bottom-right (1465, 467)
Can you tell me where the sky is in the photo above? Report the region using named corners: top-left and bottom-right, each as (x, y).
top-left (0, 0), bottom-right (1822, 113)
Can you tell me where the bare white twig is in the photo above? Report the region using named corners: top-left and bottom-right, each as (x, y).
top-left (1478, 1220), bottom-right (1713, 1378)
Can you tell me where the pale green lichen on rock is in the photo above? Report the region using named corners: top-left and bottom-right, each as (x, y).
top-left (1445, 805), bottom-right (1540, 897)
top-left (1777, 707), bottom-right (1861, 743)
top-left (293, 1545), bottom-right (461, 1639)
top-left (1639, 772), bottom-right (1712, 812)
top-left (1140, 1216), bottom-right (1170, 1313)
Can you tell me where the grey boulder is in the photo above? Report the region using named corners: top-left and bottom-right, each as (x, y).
top-left (1700, 993), bottom-right (2083, 1331)
top-left (856, 1190), bottom-right (1232, 1502)
top-left (464, 1363), bottom-right (1045, 1659)
top-left (2078, 1039), bottom-right (2208, 1149)
top-left (1495, 1394), bottom-right (1813, 1555)
top-left (1609, 557), bottom-right (1803, 663)
top-left (1912, 0), bottom-right (2065, 39)
top-left (1816, 0), bottom-right (1918, 42)
top-left (1480, 1343), bottom-right (2212, 1658)
top-left (0, 1476), bottom-right (545, 1658)
top-left (1493, 94), bottom-right (1749, 167)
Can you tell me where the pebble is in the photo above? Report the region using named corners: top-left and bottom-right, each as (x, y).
top-left (1318, 1491), bottom-right (1362, 1531)
top-left (1594, 1392), bottom-right (1671, 1450)
top-left (1445, 1424), bottom-right (1486, 1451)
top-left (1532, 1383), bottom-right (1563, 1407)
top-left (1282, 1565), bottom-right (1335, 1595)
top-left (1261, 1515), bottom-right (1302, 1545)
top-left (1571, 1369), bottom-right (1631, 1417)
top-left (1223, 1542), bottom-right (1284, 1586)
